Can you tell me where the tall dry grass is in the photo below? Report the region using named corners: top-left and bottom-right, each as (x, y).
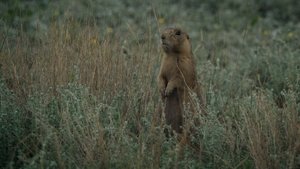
top-left (238, 90), bottom-right (299, 169)
top-left (1, 22), bottom-right (163, 168)
top-left (0, 21), bottom-right (299, 169)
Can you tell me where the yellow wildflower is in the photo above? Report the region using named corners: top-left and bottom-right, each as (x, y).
top-left (287, 32), bottom-right (294, 38)
top-left (158, 17), bottom-right (165, 25)
top-left (106, 27), bottom-right (113, 34)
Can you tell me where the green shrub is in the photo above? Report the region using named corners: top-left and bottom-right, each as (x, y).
top-left (0, 78), bottom-right (26, 168)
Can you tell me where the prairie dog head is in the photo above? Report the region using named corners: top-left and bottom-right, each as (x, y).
top-left (160, 28), bottom-right (191, 54)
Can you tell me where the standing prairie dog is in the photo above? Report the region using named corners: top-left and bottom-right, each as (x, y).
top-left (157, 27), bottom-right (204, 133)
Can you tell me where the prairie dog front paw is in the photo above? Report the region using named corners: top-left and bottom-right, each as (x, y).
top-left (164, 85), bottom-right (174, 97)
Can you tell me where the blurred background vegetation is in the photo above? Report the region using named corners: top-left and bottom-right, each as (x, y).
top-left (0, 0), bottom-right (299, 169)
top-left (1, 0), bottom-right (300, 34)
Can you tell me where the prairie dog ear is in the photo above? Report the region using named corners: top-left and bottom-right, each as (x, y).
top-left (186, 34), bottom-right (190, 39)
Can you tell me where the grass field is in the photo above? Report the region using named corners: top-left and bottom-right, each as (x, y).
top-left (0, 0), bottom-right (300, 168)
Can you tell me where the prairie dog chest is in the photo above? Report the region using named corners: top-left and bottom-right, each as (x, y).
top-left (161, 56), bottom-right (179, 81)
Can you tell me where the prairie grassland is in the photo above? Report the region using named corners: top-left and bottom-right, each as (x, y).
top-left (0, 20), bottom-right (299, 169)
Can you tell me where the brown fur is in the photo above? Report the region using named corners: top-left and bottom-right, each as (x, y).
top-left (157, 27), bottom-right (205, 134)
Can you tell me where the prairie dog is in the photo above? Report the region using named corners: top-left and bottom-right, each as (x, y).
top-left (157, 27), bottom-right (198, 133)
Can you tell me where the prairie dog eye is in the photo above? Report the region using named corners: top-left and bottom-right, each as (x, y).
top-left (161, 35), bottom-right (166, 40)
top-left (175, 30), bottom-right (181, 35)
